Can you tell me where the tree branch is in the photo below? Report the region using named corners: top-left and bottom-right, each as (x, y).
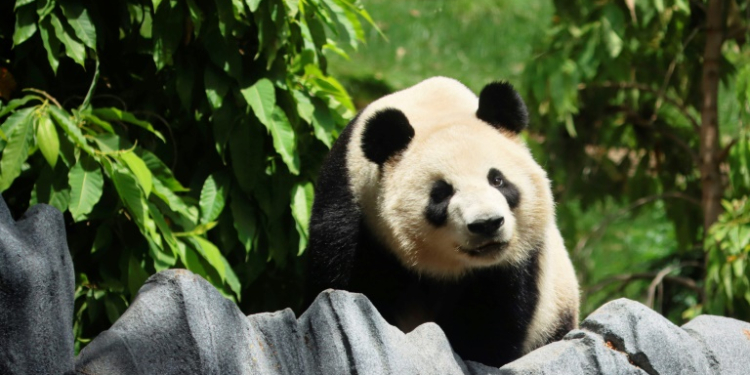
top-left (573, 192), bottom-right (701, 256)
top-left (578, 81), bottom-right (701, 131)
top-left (646, 261), bottom-right (703, 309)
top-left (609, 104), bottom-right (700, 162)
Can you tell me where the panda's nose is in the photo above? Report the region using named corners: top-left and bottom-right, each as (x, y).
top-left (467, 217), bottom-right (505, 236)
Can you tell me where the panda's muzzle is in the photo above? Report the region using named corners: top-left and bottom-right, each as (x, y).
top-left (459, 241), bottom-right (509, 258)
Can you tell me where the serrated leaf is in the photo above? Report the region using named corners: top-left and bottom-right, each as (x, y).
top-left (290, 181), bottom-right (313, 255)
top-left (49, 10), bottom-right (86, 66)
top-left (68, 154), bottom-right (103, 221)
top-left (241, 78), bottom-right (276, 127)
top-left (92, 108), bottom-right (165, 142)
top-left (199, 172), bottom-right (229, 224)
top-left (36, 112), bottom-right (59, 168)
top-left (59, 2), bottom-right (97, 49)
top-left (38, 16), bottom-right (61, 74)
top-left (269, 106), bottom-right (299, 174)
top-left (120, 151), bottom-right (153, 197)
top-left (230, 187), bottom-right (257, 253)
top-left (13, 4), bottom-right (37, 46)
top-left (0, 108), bottom-right (34, 191)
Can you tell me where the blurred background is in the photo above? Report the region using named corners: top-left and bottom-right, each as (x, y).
top-left (1, 0), bottom-right (748, 353)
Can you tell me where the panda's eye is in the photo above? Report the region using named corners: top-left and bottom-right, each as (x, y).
top-left (430, 180), bottom-right (454, 202)
top-left (488, 169), bottom-right (505, 188)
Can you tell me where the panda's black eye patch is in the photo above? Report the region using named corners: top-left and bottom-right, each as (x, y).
top-left (430, 180), bottom-right (454, 203)
top-left (488, 168), bottom-right (521, 209)
top-left (425, 180), bottom-right (453, 226)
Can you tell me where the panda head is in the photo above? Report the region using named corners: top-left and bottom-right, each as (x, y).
top-left (352, 78), bottom-right (554, 278)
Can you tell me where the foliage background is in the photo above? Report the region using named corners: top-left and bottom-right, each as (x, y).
top-left (1, 0), bottom-right (749, 353)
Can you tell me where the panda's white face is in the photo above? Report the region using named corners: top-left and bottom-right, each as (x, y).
top-left (373, 122), bottom-right (553, 278)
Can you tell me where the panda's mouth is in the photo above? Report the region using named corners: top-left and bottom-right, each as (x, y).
top-left (459, 241), bottom-right (509, 257)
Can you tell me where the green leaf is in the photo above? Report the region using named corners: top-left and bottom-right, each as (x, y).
top-left (49, 10), bottom-right (86, 66)
top-left (120, 151), bottom-right (153, 197)
top-left (59, 2), bottom-right (97, 49)
top-left (185, 0), bottom-right (203, 36)
top-left (205, 65), bottom-right (230, 111)
top-left (48, 106), bottom-right (96, 155)
top-left (91, 225), bottom-right (112, 254)
top-left (92, 108), bottom-right (165, 142)
top-left (68, 154), bottom-right (104, 221)
top-left (152, 0), bottom-right (183, 70)
top-left (110, 163), bottom-right (147, 227)
top-left (0, 95), bottom-right (43, 119)
top-left (311, 98), bottom-right (335, 148)
top-left (230, 187), bottom-right (257, 253)
top-left (241, 78), bottom-right (276, 128)
top-left (199, 172), bottom-right (230, 224)
top-left (228, 120), bottom-right (264, 193)
top-left (290, 181), bottom-right (313, 255)
top-left (38, 16), bottom-right (61, 74)
top-left (15, 0), bottom-right (35, 8)
top-left (1, 106), bottom-right (35, 150)
top-left (0, 108), bottom-right (34, 192)
top-left (190, 236), bottom-right (241, 297)
top-left (127, 253), bottom-right (150, 296)
top-left (30, 163), bottom-right (70, 212)
top-left (268, 106), bottom-right (299, 174)
top-left (136, 148), bottom-right (188, 192)
top-left (246, 0), bottom-right (261, 12)
top-left (13, 4), bottom-right (37, 46)
top-left (36, 112), bottom-right (60, 168)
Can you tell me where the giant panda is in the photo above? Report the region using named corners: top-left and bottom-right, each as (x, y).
top-left (305, 77), bottom-right (579, 367)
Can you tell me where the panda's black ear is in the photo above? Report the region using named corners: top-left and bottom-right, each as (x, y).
top-left (476, 81), bottom-right (529, 133)
top-left (361, 108), bottom-right (414, 165)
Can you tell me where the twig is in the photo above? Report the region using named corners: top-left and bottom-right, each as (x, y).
top-left (578, 81), bottom-right (701, 131)
top-left (22, 88), bottom-right (61, 108)
top-left (80, 57), bottom-right (100, 111)
top-left (609, 104), bottom-right (699, 162)
top-left (574, 192), bottom-right (701, 256)
top-left (646, 261), bottom-right (703, 309)
top-left (653, 28), bottom-right (700, 119)
top-left (717, 138), bottom-right (738, 162)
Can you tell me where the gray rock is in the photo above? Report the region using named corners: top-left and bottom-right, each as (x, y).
top-left (682, 314), bottom-right (750, 375)
top-left (0, 198), bottom-right (75, 375)
top-left (76, 269), bottom-right (489, 375)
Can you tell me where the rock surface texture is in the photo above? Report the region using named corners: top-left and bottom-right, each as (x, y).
top-left (2, 198), bottom-right (750, 374)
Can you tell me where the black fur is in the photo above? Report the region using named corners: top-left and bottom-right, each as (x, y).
top-left (476, 81), bottom-right (529, 133)
top-left (488, 168), bottom-right (521, 209)
top-left (344, 230), bottom-right (543, 367)
top-left (550, 309), bottom-right (576, 342)
top-left (361, 109), bottom-right (414, 165)
top-left (424, 180), bottom-right (453, 227)
top-left (305, 114), bottom-right (362, 297)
